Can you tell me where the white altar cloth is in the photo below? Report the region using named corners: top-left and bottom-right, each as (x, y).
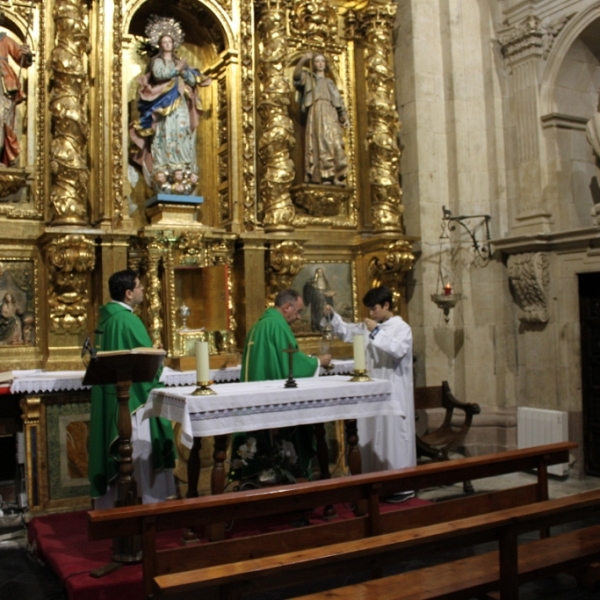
top-left (9, 360), bottom-right (355, 394)
top-left (141, 375), bottom-right (392, 449)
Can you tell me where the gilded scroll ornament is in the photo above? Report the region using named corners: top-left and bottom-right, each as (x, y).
top-left (46, 235), bottom-right (95, 333)
top-left (0, 171), bottom-right (29, 199)
top-left (359, 4), bottom-right (403, 233)
top-left (291, 184), bottom-right (350, 217)
top-left (266, 240), bottom-right (304, 301)
top-left (289, 0), bottom-right (338, 48)
top-left (368, 240), bottom-right (414, 291)
top-left (49, 0), bottom-right (90, 226)
top-left (507, 252), bottom-right (550, 323)
top-left (257, 2), bottom-right (295, 232)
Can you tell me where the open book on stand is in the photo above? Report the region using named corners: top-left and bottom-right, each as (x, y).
top-left (83, 348), bottom-right (166, 386)
top-left (95, 347), bottom-right (166, 357)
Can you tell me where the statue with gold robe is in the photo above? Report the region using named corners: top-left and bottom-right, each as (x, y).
top-left (293, 52), bottom-right (349, 187)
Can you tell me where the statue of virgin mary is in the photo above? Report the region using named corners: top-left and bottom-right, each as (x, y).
top-left (130, 16), bottom-right (212, 195)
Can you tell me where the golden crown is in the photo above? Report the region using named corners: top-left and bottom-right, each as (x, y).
top-left (145, 15), bottom-right (185, 50)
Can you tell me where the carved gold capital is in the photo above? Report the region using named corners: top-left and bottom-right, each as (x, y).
top-left (19, 395), bottom-right (42, 425)
top-left (289, 0), bottom-right (339, 47)
top-left (368, 240), bottom-right (414, 291)
top-left (291, 184), bottom-right (352, 217)
top-left (45, 234), bottom-right (95, 333)
top-left (266, 240), bottom-right (305, 301)
top-left (507, 252), bottom-right (550, 323)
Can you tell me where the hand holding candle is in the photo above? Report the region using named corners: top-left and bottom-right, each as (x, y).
top-left (195, 340), bottom-right (210, 383)
top-left (353, 334), bottom-right (366, 371)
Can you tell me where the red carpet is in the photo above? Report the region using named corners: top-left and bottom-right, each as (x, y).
top-left (28, 497), bottom-right (429, 600)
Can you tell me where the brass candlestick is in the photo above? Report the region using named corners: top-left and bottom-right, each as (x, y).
top-left (349, 369), bottom-right (372, 382)
top-left (191, 381), bottom-right (217, 395)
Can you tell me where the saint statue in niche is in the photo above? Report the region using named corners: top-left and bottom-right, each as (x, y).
top-left (293, 52), bottom-right (349, 187)
top-left (130, 15), bottom-right (211, 196)
top-left (0, 17), bottom-right (33, 167)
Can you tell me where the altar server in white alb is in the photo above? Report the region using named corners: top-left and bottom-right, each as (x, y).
top-left (324, 286), bottom-right (415, 476)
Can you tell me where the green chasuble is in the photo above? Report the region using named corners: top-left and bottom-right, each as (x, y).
top-left (88, 302), bottom-right (175, 498)
top-left (234, 308), bottom-right (319, 481)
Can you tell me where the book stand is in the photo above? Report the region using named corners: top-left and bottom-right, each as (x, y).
top-left (84, 350), bottom-right (165, 578)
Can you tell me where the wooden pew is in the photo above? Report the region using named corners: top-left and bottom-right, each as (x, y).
top-left (87, 442), bottom-right (575, 599)
top-left (286, 489), bottom-right (600, 600)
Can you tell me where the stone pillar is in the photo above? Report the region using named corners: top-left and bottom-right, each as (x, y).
top-left (499, 14), bottom-right (568, 234)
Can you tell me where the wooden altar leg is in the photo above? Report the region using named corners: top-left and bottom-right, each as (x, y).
top-left (186, 437), bottom-right (202, 498)
top-left (211, 434), bottom-right (229, 495)
top-left (207, 434), bottom-right (229, 541)
top-left (314, 423), bottom-right (337, 519)
top-left (182, 436), bottom-right (203, 543)
top-left (345, 418), bottom-right (362, 476)
top-left (345, 419), bottom-right (366, 516)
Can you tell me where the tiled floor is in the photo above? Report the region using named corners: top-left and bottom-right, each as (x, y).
top-left (1, 471), bottom-right (599, 600)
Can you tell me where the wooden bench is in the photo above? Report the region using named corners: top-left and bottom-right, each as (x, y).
top-left (286, 489), bottom-right (600, 600)
top-left (415, 381), bottom-right (481, 492)
top-left (87, 442), bottom-right (574, 599)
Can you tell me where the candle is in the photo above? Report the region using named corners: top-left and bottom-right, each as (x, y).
top-left (353, 334), bottom-right (366, 371)
top-left (444, 282), bottom-right (452, 296)
top-left (195, 341), bottom-right (210, 383)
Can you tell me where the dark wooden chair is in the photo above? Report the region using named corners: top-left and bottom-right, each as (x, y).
top-left (414, 380), bottom-right (481, 493)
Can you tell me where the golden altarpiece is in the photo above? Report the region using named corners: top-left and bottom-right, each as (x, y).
top-left (0, 0), bottom-right (415, 511)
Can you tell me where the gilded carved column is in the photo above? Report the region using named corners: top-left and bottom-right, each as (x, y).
top-left (240, 0), bottom-right (258, 230)
top-left (145, 239), bottom-right (165, 349)
top-left (360, 2), bottom-right (403, 234)
top-left (46, 235), bottom-right (96, 333)
top-left (49, 0), bottom-right (90, 226)
top-left (256, 0), bottom-right (295, 232)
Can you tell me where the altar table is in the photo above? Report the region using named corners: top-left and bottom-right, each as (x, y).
top-left (142, 375), bottom-right (393, 497)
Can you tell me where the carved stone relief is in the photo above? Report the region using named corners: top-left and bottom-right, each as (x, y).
top-left (507, 252), bottom-right (550, 323)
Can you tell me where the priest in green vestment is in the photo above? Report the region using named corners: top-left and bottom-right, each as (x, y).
top-left (88, 269), bottom-right (176, 508)
top-left (232, 289), bottom-right (332, 483)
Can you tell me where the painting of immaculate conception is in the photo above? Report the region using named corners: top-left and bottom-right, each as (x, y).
top-left (0, 260), bottom-right (35, 346)
top-left (291, 262), bottom-right (354, 336)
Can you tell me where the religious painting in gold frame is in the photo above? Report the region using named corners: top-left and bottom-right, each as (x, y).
top-left (22, 392), bottom-right (91, 512)
top-left (290, 260), bottom-right (357, 337)
top-left (0, 258), bottom-right (37, 348)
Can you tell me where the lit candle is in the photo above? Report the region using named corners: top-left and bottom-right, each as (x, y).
top-left (195, 341), bottom-right (210, 383)
top-left (444, 282), bottom-right (452, 296)
top-left (353, 334), bottom-right (366, 371)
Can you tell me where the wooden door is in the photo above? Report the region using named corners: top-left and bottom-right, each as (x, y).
top-left (579, 272), bottom-right (600, 476)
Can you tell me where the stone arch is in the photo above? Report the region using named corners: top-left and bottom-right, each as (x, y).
top-left (539, 6), bottom-right (600, 230)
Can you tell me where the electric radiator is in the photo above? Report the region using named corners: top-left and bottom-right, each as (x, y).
top-left (517, 407), bottom-right (570, 476)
